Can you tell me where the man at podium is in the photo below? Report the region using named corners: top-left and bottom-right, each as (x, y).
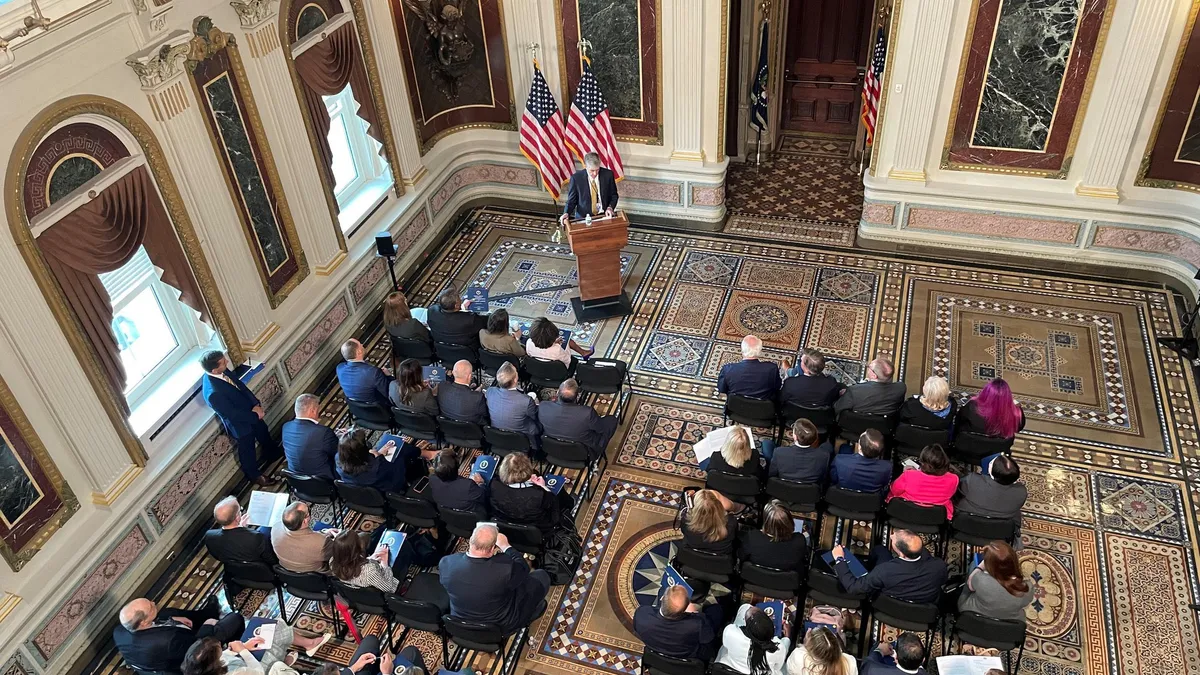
top-left (560, 152), bottom-right (619, 225)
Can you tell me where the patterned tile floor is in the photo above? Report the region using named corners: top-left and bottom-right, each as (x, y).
top-left (87, 207), bottom-right (1200, 675)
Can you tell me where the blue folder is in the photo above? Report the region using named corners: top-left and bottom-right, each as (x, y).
top-left (656, 564), bottom-right (693, 607)
top-left (543, 474), bottom-right (567, 494)
top-left (423, 364), bottom-right (446, 384)
top-left (378, 529), bottom-right (407, 567)
top-left (466, 286), bottom-right (489, 313)
top-left (471, 455), bottom-right (499, 483)
top-left (756, 600), bottom-right (784, 637)
top-left (822, 550), bottom-right (869, 578)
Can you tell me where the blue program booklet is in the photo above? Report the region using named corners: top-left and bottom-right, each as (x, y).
top-left (374, 433), bottom-right (405, 461)
top-left (422, 364), bottom-right (446, 384)
top-left (466, 286), bottom-right (489, 313)
top-left (803, 620), bottom-right (840, 638)
top-left (378, 529), bottom-right (407, 567)
top-left (756, 600), bottom-right (784, 637)
top-left (656, 564), bottom-right (693, 607)
top-left (543, 474), bottom-right (567, 494)
top-left (559, 328), bottom-right (573, 345)
top-left (972, 551), bottom-right (984, 568)
top-left (822, 550), bottom-right (869, 578)
top-left (240, 616), bottom-right (273, 657)
top-left (471, 455), bottom-right (499, 483)
top-left (312, 520), bottom-right (335, 532)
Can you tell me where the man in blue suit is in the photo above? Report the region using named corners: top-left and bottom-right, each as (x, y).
top-left (861, 632), bottom-right (929, 675)
top-left (559, 152), bottom-right (619, 224)
top-left (336, 338), bottom-right (392, 409)
top-left (281, 394), bottom-right (338, 480)
top-left (201, 350), bottom-right (278, 486)
top-left (484, 362), bottom-right (540, 449)
top-left (539, 378), bottom-right (617, 462)
top-left (829, 429), bottom-right (891, 494)
top-left (717, 335), bottom-right (782, 400)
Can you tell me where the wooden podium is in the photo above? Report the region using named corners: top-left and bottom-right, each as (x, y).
top-left (566, 211), bottom-right (633, 320)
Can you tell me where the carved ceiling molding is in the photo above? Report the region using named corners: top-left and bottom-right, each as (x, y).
top-left (230, 0), bottom-right (278, 29)
top-left (185, 16), bottom-right (236, 68)
top-left (125, 35), bottom-right (192, 89)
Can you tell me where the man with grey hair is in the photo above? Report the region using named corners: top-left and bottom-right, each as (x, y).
top-left (203, 495), bottom-right (276, 598)
top-left (281, 393), bottom-right (339, 479)
top-left (834, 354), bottom-right (906, 415)
top-left (113, 595), bottom-right (243, 673)
top-left (717, 335), bottom-right (783, 400)
top-left (539, 378), bottom-right (617, 461)
top-left (428, 285), bottom-right (487, 348)
top-left (779, 347), bottom-right (844, 408)
top-left (438, 522), bottom-right (551, 635)
top-left (561, 151), bottom-right (619, 225)
top-left (335, 338), bottom-right (392, 409)
top-left (484, 361), bottom-right (541, 448)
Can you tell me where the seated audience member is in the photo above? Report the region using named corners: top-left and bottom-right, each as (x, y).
top-left (281, 394), bottom-right (338, 480)
top-left (958, 378), bottom-right (1025, 439)
top-left (833, 356), bottom-right (906, 416)
top-left (958, 541), bottom-right (1034, 622)
top-left (484, 362), bottom-right (540, 448)
top-left (887, 444), bottom-right (959, 518)
top-left (829, 430), bottom-right (891, 494)
top-left (768, 419), bottom-right (834, 484)
top-left (525, 317), bottom-right (593, 371)
top-left (717, 335), bottom-right (782, 400)
top-left (389, 357), bottom-right (439, 416)
top-left (336, 339), bottom-right (392, 410)
top-left (898, 376), bottom-right (955, 430)
top-left (437, 360), bottom-right (489, 424)
top-left (337, 429), bottom-right (426, 493)
top-left (309, 638), bottom-right (425, 675)
top-left (539, 378), bottom-right (618, 462)
top-left (383, 292), bottom-right (432, 347)
top-left (181, 622), bottom-right (330, 675)
top-left (272, 502), bottom-right (337, 573)
top-left (439, 523), bottom-right (551, 635)
top-left (681, 489), bottom-right (738, 556)
top-left (489, 453), bottom-right (566, 538)
top-left (780, 348), bottom-right (843, 408)
top-left (479, 309), bottom-right (526, 357)
top-left (828, 529), bottom-right (947, 603)
top-left (785, 625), bottom-right (857, 675)
top-left (956, 454), bottom-right (1027, 535)
top-left (329, 530), bottom-right (401, 592)
top-left (428, 448), bottom-right (487, 514)
top-left (861, 632), bottom-right (927, 675)
top-left (705, 424), bottom-right (766, 480)
top-left (739, 500), bottom-right (808, 573)
top-left (715, 603), bottom-right (790, 675)
top-left (204, 496), bottom-right (276, 597)
top-left (113, 597), bottom-right (244, 674)
top-left (427, 287), bottom-right (487, 348)
top-left (633, 584), bottom-right (720, 661)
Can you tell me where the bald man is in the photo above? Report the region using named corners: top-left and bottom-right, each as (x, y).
top-left (717, 335), bottom-right (783, 400)
top-left (829, 528), bottom-right (947, 603)
top-left (439, 523), bottom-right (549, 635)
top-left (833, 355), bottom-right (906, 415)
top-left (112, 596), bottom-right (244, 673)
top-left (203, 496), bottom-right (276, 598)
top-left (335, 338), bottom-right (393, 409)
top-left (633, 584), bottom-right (720, 660)
top-left (436, 360), bottom-right (489, 424)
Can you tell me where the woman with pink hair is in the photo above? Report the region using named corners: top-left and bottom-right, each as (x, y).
top-left (958, 378), bottom-right (1025, 439)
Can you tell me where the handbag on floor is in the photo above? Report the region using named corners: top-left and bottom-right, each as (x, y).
top-left (544, 524), bottom-right (584, 585)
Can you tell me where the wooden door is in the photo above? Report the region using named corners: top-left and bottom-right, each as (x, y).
top-left (782, 0), bottom-right (875, 136)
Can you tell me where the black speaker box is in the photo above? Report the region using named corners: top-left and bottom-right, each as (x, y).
top-left (375, 232), bottom-right (396, 257)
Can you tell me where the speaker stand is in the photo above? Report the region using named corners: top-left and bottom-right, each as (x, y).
top-left (570, 292), bottom-right (633, 321)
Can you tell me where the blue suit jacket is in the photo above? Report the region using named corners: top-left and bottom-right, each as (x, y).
top-left (829, 453), bottom-right (892, 494)
top-left (437, 380), bottom-right (489, 424)
top-left (538, 400), bottom-right (607, 453)
top-left (861, 652), bottom-right (928, 675)
top-left (717, 359), bottom-right (782, 399)
top-left (337, 360), bottom-right (392, 409)
top-left (484, 387), bottom-right (540, 446)
top-left (282, 418), bottom-right (338, 480)
top-left (202, 370), bottom-right (260, 438)
top-left (563, 167), bottom-right (619, 219)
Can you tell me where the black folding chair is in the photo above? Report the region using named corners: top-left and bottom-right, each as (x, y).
top-left (331, 579), bottom-right (392, 642)
top-left (387, 572), bottom-right (450, 661)
top-left (525, 356), bottom-right (570, 391)
top-left (640, 647), bottom-right (707, 675)
top-left (223, 560), bottom-right (282, 614)
top-left (948, 611), bottom-right (1027, 673)
top-left (386, 491), bottom-right (438, 529)
top-left (674, 545), bottom-right (735, 585)
top-left (723, 395), bottom-right (779, 441)
top-left (281, 470), bottom-right (337, 510)
top-left (496, 520), bottom-right (545, 565)
top-left (391, 336), bottom-right (435, 366)
top-left (438, 416), bottom-right (486, 450)
top-left (439, 506), bottom-right (485, 540)
top-left (435, 342), bottom-right (480, 369)
top-left (741, 561), bottom-right (804, 600)
top-left (951, 429), bottom-right (1014, 464)
top-left (334, 480), bottom-right (388, 522)
top-left (806, 565), bottom-right (869, 654)
top-left (823, 487), bottom-right (884, 545)
top-left (483, 426), bottom-right (532, 458)
top-left (949, 511), bottom-right (1018, 570)
top-left (780, 402), bottom-right (836, 436)
top-left (542, 435), bottom-right (605, 501)
top-left (837, 410), bottom-right (897, 445)
top-left (273, 566), bottom-right (341, 634)
top-left (704, 469), bottom-right (761, 507)
top-left (575, 358), bottom-right (631, 422)
top-left (894, 423), bottom-right (951, 456)
top-left (479, 348), bottom-right (522, 379)
top-left (872, 594), bottom-right (941, 654)
top-left (391, 408), bottom-right (440, 446)
top-left (443, 612), bottom-right (538, 673)
top-left (765, 477), bottom-right (823, 542)
top-left (345, 398), bottom-right (394, 432)
top-left (885, 498), bottom-right (948, 556)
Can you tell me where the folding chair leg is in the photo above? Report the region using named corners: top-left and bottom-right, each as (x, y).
top-left (276, 586), bottom-right (289, 624)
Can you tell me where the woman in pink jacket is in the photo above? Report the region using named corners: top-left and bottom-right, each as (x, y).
top-left (887, 444), bottom-right (959, 518)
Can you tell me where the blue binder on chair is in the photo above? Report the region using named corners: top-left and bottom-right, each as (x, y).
top-left (655, 564), bottom-right (694, 607)
top-left (471, 455), bottom-right (499, 483)
top-left (822, 550), bottom-right (869, 578)
top-left (422, 364), bottom-right (446, 384)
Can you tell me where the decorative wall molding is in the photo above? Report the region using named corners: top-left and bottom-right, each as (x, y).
top-left (350, 256), bottom-right (388, 308)
top-left (901, 204), bottom-right (1083, 245)
top-left (1091, 222), bottom-right (1200, 269)
top-left (1, 649), bottom-right (36, 675)
top-left (429, 163), bottom-right (539, 216)
top-left (861, 200), bottom-right (898, 227)
top-left (145, 434), bottom-right (235, 532)
top-left (1136, 1), bottom-right (1200, 193)
top-left (230, 0), bottom-right (277, 29)
top-left (283, 295), bottom-right (351, 378)
top-left (689, 183), bottom-right (724, 208)
top-left (619, 178), bottom-right (683, 205)
top-left (125, 39), bottom-right (191, 90)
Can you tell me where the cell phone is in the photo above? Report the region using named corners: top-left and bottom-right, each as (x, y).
top-left (411, 476), bottom-right (430, 494)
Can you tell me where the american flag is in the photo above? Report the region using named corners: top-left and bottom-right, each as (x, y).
top-left (565, 56), bottom-right (624, 179)
top-left (861, 26), bottom-right (887, 146)
top-left (519, 61), bottom-right (574, 199)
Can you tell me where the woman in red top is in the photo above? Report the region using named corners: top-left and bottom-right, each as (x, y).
top-left (887, 444), bottom-right (959, 518)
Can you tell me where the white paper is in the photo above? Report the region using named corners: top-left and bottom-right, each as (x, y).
top-left (934, 655), bottom-right (1005, 675)
top-left (412, 307), bottom-right (428, 326)
top-left (245, 491), bottom-right (287, 527)
top-left (252, 622), bottom-right (275, 650)
top-left (692, 425), bottom-right (757, 465)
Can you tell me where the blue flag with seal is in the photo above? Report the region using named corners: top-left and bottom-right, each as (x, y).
top-left (749, 20), bottom-right (769, 133)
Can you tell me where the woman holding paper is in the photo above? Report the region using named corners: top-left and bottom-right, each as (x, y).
top-left (785, 625), bottom-right (857, 675)
top-left (705, 425), bottom-right (766, 482)
top-left (957, 541), bottom-right (1034, 622)
top-left (715, 604), bottom-right (790, 675)
top-left (181, 627), bottom-right (330, 675)
top-left (681, 489), bottom-right (738, 556)
top-left (886, 444), bottom-right (959, 518)
top-left (489, 452), bottom-right (566, 538)
top-left (329, 530), bottom-right (401, 592)
top-left (389, 358), bottom-right (440, 416)
top-left (739, 501), bottom-right (808, 572)
top-left (525, 317), bottom-right (593, 371)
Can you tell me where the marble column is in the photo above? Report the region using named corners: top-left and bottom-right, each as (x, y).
top-left (357, 0), bottom-right (425, 185)
top-left (1076, 0), bottom-right (1176, 199)
top-left (127, 34), bottom-right (275, 353)
top-left (503, 0), bottom-right (542, 123)
top-left (668, 0), bottom-right (704, 161)
top-left (888, 0), bottom-right (957, 182)
top-left (230, 0), bottom-right (348, 278)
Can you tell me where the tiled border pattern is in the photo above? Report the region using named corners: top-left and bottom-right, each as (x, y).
top-left (620, 178), bottom-right (683, 205)
top-left (2, 650), bottom-right (36, 675)
top-left (283, 295), bottom-right (351, 379)
top-left (861, 199), bottom-right (897, 226)
top-left (1091, 223), bottom-right (1200, 269)
top-left (689, 183), bottom-right (724, 207)
top-left (349, 257), bottom-right (388, 308)
top-left (903, 205), bottom-right (1083, 245)
top-left (145, 434), bottom-right (236, 532)
top-left (429, 163), bottom-right (538, 216)
top-left (252, 367), bottom-right (285, 415)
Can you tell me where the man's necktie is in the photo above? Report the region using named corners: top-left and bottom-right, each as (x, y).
top-left (590, 178), bottom-right (601, 214)
top-left (222, 374), bottom-right (236, 387)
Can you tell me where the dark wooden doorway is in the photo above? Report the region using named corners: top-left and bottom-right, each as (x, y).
top-left (781, 0), bottom-right (875, 136)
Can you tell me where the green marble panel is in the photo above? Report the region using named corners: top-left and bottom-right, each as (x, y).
top-left (578, 0), bottom-right (643, 120)
top-left (47, 156), bottom-right (102, 205)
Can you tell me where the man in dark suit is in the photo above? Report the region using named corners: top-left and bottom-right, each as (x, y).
top-left (780, 348), bottom-right (843, 408)
top-left (717, 335), bottom-right (782, 400)
top-left (203, 496), bottom-right (276, 599)
top-left (437, 361), bottom-right (489, 424)
top-left (956, 454), bottom-right (1027, 536)
top-left (281, 394), bottom-right (338, 480)
top-left (201, 350), bottom-right (277, 486)
top-left (829, 429), bottom-right (892, 494)
top-left (632, 584), bottom-right (720, 661)
top-left (439, 523), bottom-right (550, 635)
top-left (862, 632), bottom-right (928, 675)
top-left (484, 362), bottom-right (540, 448)
top-left (336, 339), bottom-right (392, 409)
top-left (834, 356), bottom-right (907, 416)
top-left (538, 378), bottom-right (617, 462)
top-left (829, 529), bottom-right (947, 603)
top-left (427, 288), bottom-right (487, 348)
top-left (768, 419), bottom-right (834, 484)
top-left (560, 152), bottom-right (619, 223)
top-left (112, 596), bottom-right (244, 674)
